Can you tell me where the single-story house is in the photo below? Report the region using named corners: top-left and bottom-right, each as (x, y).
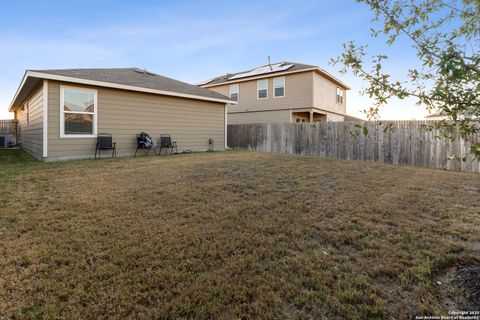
top-left (8, 68), bottom-right (234, 161)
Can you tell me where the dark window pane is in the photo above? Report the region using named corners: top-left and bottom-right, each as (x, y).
top-left (258, 89), bottom-right (267, 99)
top-left (275, 87), bottom-right (284, 97)
top-left (64, 113), bottom-right (93, 134)
top-left (231, 93), bottom-right (238, 101)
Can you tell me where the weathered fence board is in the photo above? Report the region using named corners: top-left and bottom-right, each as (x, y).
top-left (227, 121), bottom-right (480, 173)
top-left (0, 120), bottom-right (17, 134)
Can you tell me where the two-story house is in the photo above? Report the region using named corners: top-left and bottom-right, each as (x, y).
top-left (198, 61), bottom-right (350, 124)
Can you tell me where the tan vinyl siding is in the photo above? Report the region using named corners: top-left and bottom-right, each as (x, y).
top-left (207, 70), bottom-right (348, 125)
top-left (313, 72), bottom-right (346, 115)
top-left (228, 110), bottom-right (290, 124)
top-left (47, 81), bottom-right (225, 161)
top-left (210, 71), bottom-right (314, 113)
top-left (16, 85), bottom-right (43, 159)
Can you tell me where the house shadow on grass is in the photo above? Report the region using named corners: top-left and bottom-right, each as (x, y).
top-left (0, 148), bottom-right (38, 165)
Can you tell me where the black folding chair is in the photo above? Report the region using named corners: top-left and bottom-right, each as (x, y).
top-left (95, 133), bottom-right (116, 159)
top-left (134, 133), bottom-right (157, 157)
top-left (159, 134), bottom-right (178, 155)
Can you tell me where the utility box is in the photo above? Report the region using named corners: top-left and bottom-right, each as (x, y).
top-left (0, 133), bottom-right (15, 148)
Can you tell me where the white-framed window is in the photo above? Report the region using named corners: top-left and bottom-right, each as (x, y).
top-left (336, 87), bottom-right (344, 104)
top-left (257, 79), bottom-right (268, 99)
top-left (274, 77), bottom-right (285, 97)
top-left (60, 86), bottom-right (97, 138)
top-left (230, 84), bottom-right (239, 101)
top-left (296, 117), bottom-right (306, 123)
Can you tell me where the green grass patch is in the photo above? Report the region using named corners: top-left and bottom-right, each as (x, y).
top-left (0, 148), bottom-right (37, 165)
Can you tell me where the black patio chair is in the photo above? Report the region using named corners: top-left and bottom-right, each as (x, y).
top-left (134, 132), bottom-right (157, 157)
top-left (159, 134), bottom-right (178, 155)
top-left (95, 133), bottom-right (116, 159)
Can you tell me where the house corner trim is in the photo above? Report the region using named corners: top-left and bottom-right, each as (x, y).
top-left (224, 104), bottom-right (228, 149)
top-left (42, 80), bottom-right (48, 158)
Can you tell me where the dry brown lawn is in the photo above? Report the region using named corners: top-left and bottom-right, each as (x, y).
top-left (0, 149), bottom-right (479, 319)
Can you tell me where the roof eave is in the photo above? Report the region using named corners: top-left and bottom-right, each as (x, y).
top-left (8, 71), bottom-right (30, 112)
top-left (9, 71), bottom-right (236, 110)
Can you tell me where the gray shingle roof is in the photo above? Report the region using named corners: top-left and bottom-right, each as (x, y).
top-left (31, 67), bottom-right (233, 102)
top-left (198, 61), bottom-right (349, 89)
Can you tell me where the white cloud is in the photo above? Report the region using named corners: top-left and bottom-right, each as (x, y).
top-left (68, 12), bottom-right (317, 57)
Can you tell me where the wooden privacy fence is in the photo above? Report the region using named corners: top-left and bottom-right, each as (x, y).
top-left (227, 121), bottom-right (480, 173)
top-left (0, 120), bottom-right (17, 134)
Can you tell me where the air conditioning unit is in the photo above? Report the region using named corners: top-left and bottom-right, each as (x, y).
top-left (0, 134), bottom-right (14, 148)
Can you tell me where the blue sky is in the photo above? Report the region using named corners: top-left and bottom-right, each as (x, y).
top-left (0, 0), bottom-right (429, 119)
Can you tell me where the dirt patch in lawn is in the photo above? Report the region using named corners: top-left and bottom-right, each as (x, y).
top-left (0, 150), bottom-right (479, 319)
top-left (455, 266), bottom-right (480, 307)
top-left (435, 261), bottom-right (480, 312)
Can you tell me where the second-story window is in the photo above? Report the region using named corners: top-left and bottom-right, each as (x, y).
top-left (257, 79), bottom-right (268, 99)
top-left (229, 84), bottom-right (239, 101)
top-left (336, 87), bottom-right (344, 104)
top-left (274, 77), bottom-right (285, 97)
